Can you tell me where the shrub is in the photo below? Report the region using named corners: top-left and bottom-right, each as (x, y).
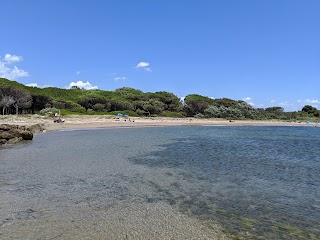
top-left (39, 107), bottom-right (59, 116)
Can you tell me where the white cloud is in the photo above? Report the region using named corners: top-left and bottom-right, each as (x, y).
top-left (26, 83), bottom-right (38, 87)
top-left (114, 76), bottom-right (126, 81)
top-left (135, 61), bottom-right (152, 72)
top-left (68, 81), bottom-right (98, 90)
top-left (242, 97), bottom-right (256, 106)
top-left (26, 83), bottom-right (52, 88)
top-left (76, 71), bottom-right (81, 75)
top-left (305, 99), bottom-right (320, 104)
top-left (255, 103), bottom-right (264, 107)
top-left (271, 100), bottom-right (276, 103)
top-left (4, 54), bottom-right (23, 63)
top-left (297, 99), bottom-right (302, 103)
top-left (180, 97), bottom-right (186, 105)
top-left (136, 62), bottom-right (149, 68)
top-left (279, 102), bottom-right (291, 106)
top-left (0, 54), bottom-right (29, 79)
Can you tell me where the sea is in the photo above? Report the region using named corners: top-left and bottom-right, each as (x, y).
top-left (0, 126), bottom-right (319, 239)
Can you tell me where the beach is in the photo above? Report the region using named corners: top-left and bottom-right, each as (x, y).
top-left (1, 116), bottom-right (319, 239)
top-left (0, 114), bottom-right (315, 132)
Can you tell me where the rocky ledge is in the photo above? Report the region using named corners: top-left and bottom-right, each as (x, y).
top-left (0, 124), bottom-right (45, 146)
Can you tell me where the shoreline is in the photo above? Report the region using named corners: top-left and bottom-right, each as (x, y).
top-left (1, 115), bottom-right (318, 239)
top-left (0, 115), bottom-right (318, 133)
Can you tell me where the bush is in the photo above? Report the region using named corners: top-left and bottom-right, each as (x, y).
top-left (162, 111), bottom-right (185, 118)
top-left (52, 101), bottom-right (66, 109)
top-left (39, 107), bottom-right (59, 116)
top-left (70, 106), bottom-right (86, 113)
top-left (135, 109), bottom-right (146, 116)
top-left (93, 103), bottom-right (105, 112)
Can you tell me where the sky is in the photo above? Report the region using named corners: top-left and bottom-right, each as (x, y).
top-left (1, 0), bottom-right (319, 111)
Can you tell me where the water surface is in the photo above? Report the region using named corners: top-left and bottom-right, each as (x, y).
top-left (0, 126), bottom-right (319, 239)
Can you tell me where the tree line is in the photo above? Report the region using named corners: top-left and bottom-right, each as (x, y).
top-left (0, 78), bottom-right (319, 120)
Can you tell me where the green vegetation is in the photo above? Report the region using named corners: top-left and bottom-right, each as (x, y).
top-left (0, 77), bottom-right (319, 121)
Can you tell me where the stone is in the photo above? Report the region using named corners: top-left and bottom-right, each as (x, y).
top-left (17, 130), bottom-right (33, 140)
top-left (7, 137), bottom-right (23, 144)
top-left (0, 123), bottom-right (43, 148)
top-left (0, 124), bottom-right (17, 131)
top-left (0, 131), bottom-right (15, 140)
top-left (26, 124), bottom-right (45, 134)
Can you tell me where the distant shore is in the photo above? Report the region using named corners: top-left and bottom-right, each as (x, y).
top-left (0, 115), bottom-right (317, 132)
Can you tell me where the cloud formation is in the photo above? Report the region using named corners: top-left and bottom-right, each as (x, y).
top-left (305, 99), bottom-right (320, 104)
top-left (135, 61), bottom-right (152, 72)
top-left (114, 76), bottom-right (126, 81)
top-left (68, 81), bottom-right (98, 90)
top-left (26, 83), bottom-right (52, 88)
top-left (279, 102), bottom-right (291, 106)
top-left (242, 97), bottom-right (252, 101)
top-left (4, 54), bottom-right (23, 63)
top-left (242, 97), bottom-right (262, 107)
top-left (0, 53), bottom-right (29, 79)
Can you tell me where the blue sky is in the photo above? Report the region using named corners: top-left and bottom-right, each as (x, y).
top-left (1, 0), bottom-right (319, 111)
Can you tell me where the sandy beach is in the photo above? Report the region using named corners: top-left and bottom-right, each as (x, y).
top-left (1, 115), bottom-right (319, 239)
top-left (0, 114), bottom-right (315, 132)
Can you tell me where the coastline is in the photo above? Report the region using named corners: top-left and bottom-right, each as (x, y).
top-left (1, 115), bottom-right (318, 239)
top-left (0, 115), bottom-right (317, 133)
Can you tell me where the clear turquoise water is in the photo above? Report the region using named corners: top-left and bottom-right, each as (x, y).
top-left (1, 126), bottom-right (319, 239)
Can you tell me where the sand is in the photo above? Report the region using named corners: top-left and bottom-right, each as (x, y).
top-left (0, 114), bottom-right (315, 132)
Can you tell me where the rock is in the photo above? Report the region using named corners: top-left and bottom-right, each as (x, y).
top-left (26, 124), bottom-right (45, 134)
top-left (0, 124), bottom-right (39, 146)
top-left (0, 131), bottom-right (15, 140)
top-left (7, 137), bottom-right (23, 144)
top-left (6, 129), bottom-right (33, 141)
top-left (0, 124), bottom-right (18, 131)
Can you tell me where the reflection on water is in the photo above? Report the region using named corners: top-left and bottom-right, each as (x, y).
top-left (0, 126), bottom-right (319, 239)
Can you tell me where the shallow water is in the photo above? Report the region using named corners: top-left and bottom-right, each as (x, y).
top-left (0, 126), bottom-right (319, 239)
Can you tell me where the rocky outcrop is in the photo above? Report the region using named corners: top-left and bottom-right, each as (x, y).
top-left (0, 124), bottom-right (45, 146)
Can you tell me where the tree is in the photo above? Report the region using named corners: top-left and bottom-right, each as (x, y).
top-left (148, 91), bottom-right (182, 112)
top-left (32, 94), bottom-right (53, 113)
top-left (143, 99), bottom-right (165, 115)
top-left (115, 87), bottom-right (146, 101)
top-left (93, 103), bottom-right (105, 112)
top-left (302, 105), bottom-right (317, 114)
top-left (184, 94), bottom-right (215, 116)
top-left (213, 98), bottom-right (240, 108)
top-left (78, 97), bottom-right (107, 111)
top-left (0, 87), bottom-right (32, 115)
top-left (265, 106), bottom-right (284, 113)
top-left (13, 89), bottom-right (32, 114)
top-left (0, 95), bottom-right (15, 115)
top-left (110, 99), bottom-right (133, 111)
